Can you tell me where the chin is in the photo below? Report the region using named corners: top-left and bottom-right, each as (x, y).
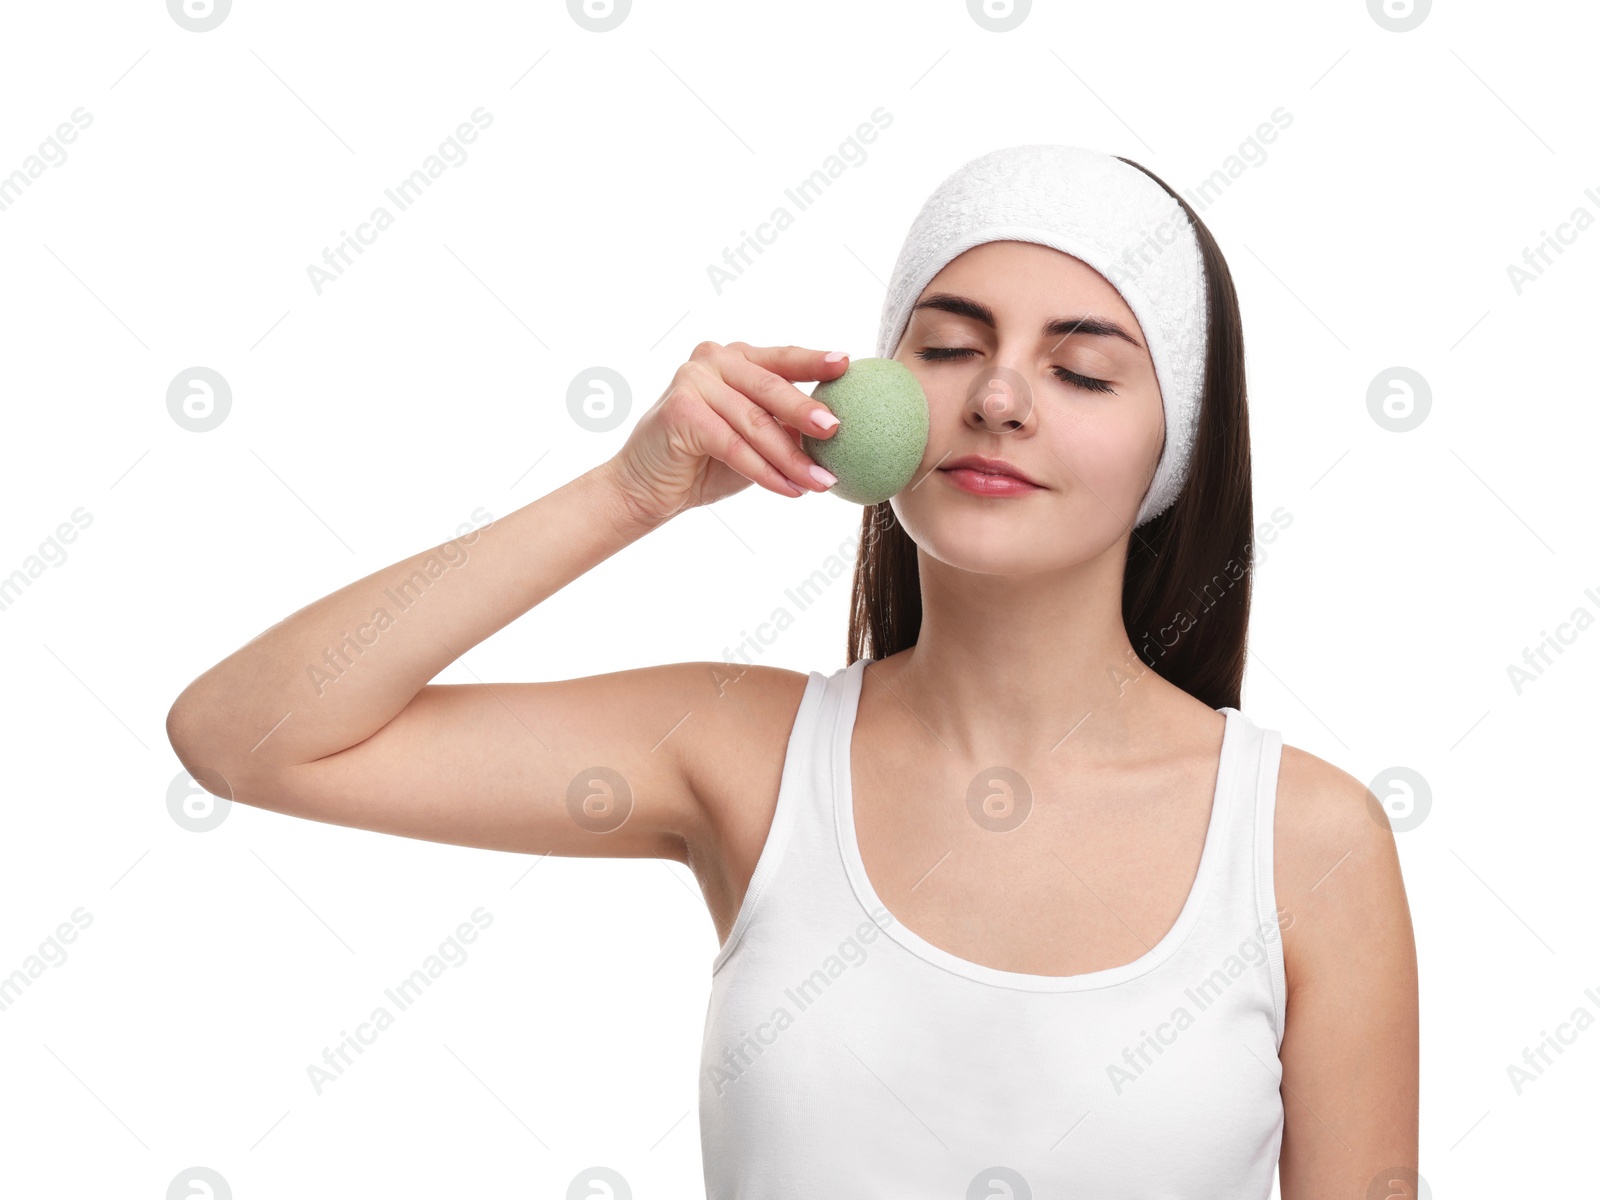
top-left (892, 492), bottom-right (1130, 575)
top-left (892, 504), bottom-right (1045, 574)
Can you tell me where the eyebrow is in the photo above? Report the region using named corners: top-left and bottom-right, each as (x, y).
top-left (911, 292), bottom-right (1144, 349)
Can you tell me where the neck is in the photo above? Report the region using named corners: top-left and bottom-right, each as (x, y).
top-left (888, 541), bottom-right (1175, 761)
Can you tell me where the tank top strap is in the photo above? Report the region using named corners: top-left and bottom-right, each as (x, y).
top-left (708, 659), bottom-right (860, 975)
top-left (1208, 705), bottom-right (1289, 1051)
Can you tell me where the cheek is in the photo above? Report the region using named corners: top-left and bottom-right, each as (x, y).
top-left (1048, 401), bottom-right (1164, 500)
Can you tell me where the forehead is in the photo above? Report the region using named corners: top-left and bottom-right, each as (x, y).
top-left (922, 240), bottom-right (1138, 327)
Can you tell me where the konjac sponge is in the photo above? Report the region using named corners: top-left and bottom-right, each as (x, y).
top-left (802, 357), bottom-right (930, 505)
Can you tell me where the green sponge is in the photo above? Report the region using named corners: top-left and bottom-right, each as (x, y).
top-left (802, 357), bottom-right (930, 505)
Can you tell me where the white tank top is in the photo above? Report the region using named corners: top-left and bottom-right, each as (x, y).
top-left (699, 657), bottom-right (1288, 1198)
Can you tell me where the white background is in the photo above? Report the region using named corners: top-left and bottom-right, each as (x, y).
top-left (1, 1), bottom-right (1595, 1196)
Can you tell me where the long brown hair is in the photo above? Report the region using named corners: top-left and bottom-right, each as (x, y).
top-left (845, 156), bottom-right (1254, 712)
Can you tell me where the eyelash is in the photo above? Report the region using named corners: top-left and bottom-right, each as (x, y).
top-left (913, 346), bottom-right (1116, 394)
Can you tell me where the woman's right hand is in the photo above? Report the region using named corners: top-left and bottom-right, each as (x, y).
top-left (605, 341), bottom-right (849, 526)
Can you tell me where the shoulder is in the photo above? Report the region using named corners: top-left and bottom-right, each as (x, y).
top-left (669, 661), bottom-right (812, 772)
top-left (657, 662), bottom-right (814, 938)
top-left (1271, 740), bottom-right (1417, 996)
top-left (1267, 738), bottom-right (1420, 1179)
top-left (660, 661), bottom-right (812, 837)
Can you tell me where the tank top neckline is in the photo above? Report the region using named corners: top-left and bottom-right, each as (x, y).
top-left (831, 656), bottom-right (1242, 993)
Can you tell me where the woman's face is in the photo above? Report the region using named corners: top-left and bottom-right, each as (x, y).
top-left (888, 239), bottom-right (1167, 575)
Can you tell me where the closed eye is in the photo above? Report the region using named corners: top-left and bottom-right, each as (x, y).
top-left (913, 346), bottom-right (1116, 394)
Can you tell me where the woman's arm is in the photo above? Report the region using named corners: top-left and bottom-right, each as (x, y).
top-left (1274, 746), bottom-right (1421, 1199)
top-left (164, 342), bottom-right (846, 862)
top-left (164, 463), bottom-right (708, 858)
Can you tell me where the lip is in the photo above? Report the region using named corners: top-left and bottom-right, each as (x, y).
top-left (936, 453), bottom-right (1044, 488)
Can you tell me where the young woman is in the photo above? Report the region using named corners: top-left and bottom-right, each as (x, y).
top-left (167, 146), bottom-right (1418, 1198)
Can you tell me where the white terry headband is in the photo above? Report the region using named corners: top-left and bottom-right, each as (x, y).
top-left (874, 144), bottom-right (1209, 528)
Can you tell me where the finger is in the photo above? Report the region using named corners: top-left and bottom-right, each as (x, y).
top-left (718, 345), bottom-right (847, 441)
top-left (673, 381), bottom-right (808, 499)
top-left (728, 342), bottom-right (851, 384)
top-left (690, 363), bottom-right (834, 493)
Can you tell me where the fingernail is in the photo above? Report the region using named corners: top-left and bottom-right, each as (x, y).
top-left (824, 351), bottom-right (849, 363)
top-left (809, 464), bottom-right (837, 488)
top-left (810, 408), bottom-right (840, 432)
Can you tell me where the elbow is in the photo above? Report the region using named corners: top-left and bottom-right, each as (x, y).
top-left (166, 681), bottom-right (236, 801)
top-left (166, 685), bottom-right (196, 764)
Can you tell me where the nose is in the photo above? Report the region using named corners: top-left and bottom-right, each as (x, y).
top-left (962, 363), bottom-right (1033, 434)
